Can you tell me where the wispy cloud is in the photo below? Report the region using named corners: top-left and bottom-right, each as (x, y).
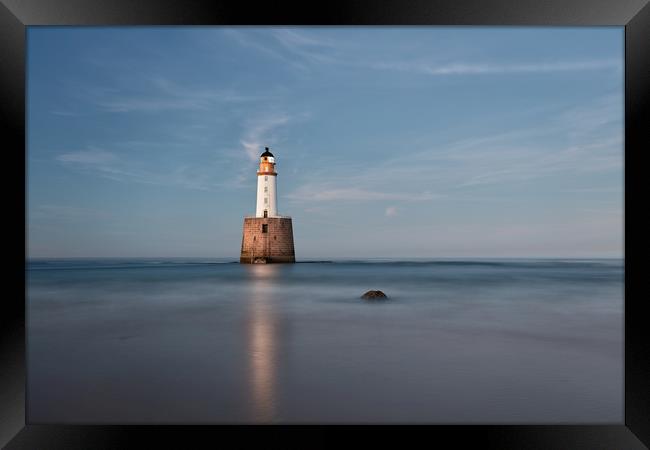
top-left (222, 29), bottom-right (309, 71)
top-left (578, 207), bottom-right (622, 215)
top-left (370, 59), bottom-right (621, 76)
top-left (286, 186), bottom-right (439, 202)
top-left (285, 95), bottom-right (622, 204)
top-left (55, 147), bottom-right (223, 191)
top-left (565, 187), bottom-right (622, 194)
top-left (30, 204), bottom-right (112, 221)
top-left (57, 148), bottom-right (117, 165)
top-left (385, 206), bottom-right (397, 217)
top-left (240, 113), bottom-right (291, 162)
top-left (270, 29), bottom-right (336, 49)
top-left (224, 28), bottom-right (621, 78)
top-left (53, 107), bottom-right (306, 191)
top-left (269, 29), bottom-right (339, 64)
top-left (400, 95), bottom-right (621, 188)
top-left (223, 28), bottom-right (342, 71)
top-left (452, 138), bottom-right (622, 188)
top-left (92, 77), bottom-right (272, 113)
top-left (559, 94), bottom-right (622, 139)
top-left (50, 110), bottom-right (83, 117)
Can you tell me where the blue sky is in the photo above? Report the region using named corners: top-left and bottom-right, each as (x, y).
top-left (27, 27), bottom-right (623, 258)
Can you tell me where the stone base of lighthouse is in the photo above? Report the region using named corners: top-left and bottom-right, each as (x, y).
top-left (240, 217), bottom-right (295, 264)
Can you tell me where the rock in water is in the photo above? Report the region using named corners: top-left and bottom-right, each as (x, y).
top-left (361, 290), bottom-right (387, 300)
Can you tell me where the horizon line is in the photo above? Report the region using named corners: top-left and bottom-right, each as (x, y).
top-left (26, 255), bottom-right (624, 260)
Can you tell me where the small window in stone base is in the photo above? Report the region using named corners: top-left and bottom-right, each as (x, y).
top-left (262, 224), bottom-right (268, 233)
top-left (274, 236), bottom-right (276, 240)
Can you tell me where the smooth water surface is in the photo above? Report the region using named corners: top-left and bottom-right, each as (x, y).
top-left (27, 258), bottom-right (623, 423)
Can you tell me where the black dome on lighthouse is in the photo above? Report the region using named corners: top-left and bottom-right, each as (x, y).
top-left (261, 147), bottom-right (274, 157)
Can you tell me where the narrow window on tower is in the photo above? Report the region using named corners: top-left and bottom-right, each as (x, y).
top-left (264, 197), bottom-right (268, 204)
top-left (264, 186), bottom-right (268, 192)
top-left (262, 224), bottom-right (268, 233)
top-left (265, 176), bottom-right (268, 181)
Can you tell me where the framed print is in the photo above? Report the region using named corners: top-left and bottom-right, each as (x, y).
top-left (2, 0), bottom-right (649, 448)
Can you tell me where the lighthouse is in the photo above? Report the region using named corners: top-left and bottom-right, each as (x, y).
top-left (240, 148), bottom-right (296, 264)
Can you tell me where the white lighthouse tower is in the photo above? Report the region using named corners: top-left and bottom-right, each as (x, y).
top-left (255, 147), bottom-right (278, 218)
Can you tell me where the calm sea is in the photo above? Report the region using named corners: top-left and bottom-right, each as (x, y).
top-left (26, 258), bottom-right (623, 423)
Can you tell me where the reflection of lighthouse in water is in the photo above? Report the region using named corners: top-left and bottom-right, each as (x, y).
top-left (246, 264), bottom-right (280, 422)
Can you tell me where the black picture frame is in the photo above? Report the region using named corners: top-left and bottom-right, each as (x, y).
top-left (2, 0), bottom-right (648, 448)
